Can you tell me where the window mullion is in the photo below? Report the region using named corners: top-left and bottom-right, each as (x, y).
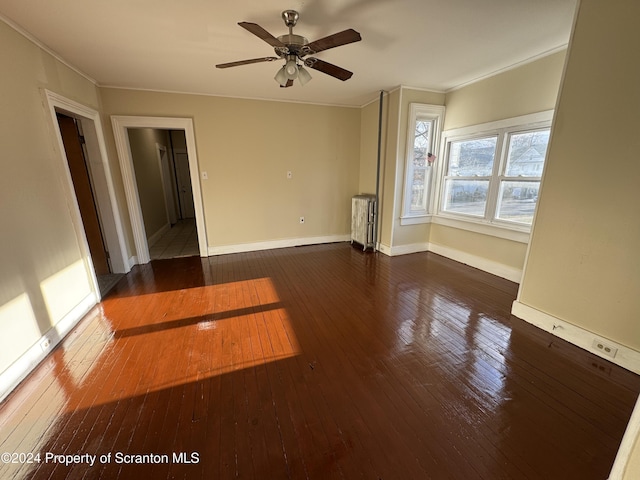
top-left (485, 130), bottom-right (506, 222)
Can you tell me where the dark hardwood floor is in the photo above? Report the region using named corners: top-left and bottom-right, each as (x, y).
top-left (1, 243), bottom-right (639, 479)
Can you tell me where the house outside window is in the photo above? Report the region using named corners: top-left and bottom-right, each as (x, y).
top-left (401, 103), bottom-right (445, 224)
top-left (437, 111), bottom-right (553, 230)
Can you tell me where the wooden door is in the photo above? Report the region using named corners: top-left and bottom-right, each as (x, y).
top-left (57, 113), bottom-right (111, 275)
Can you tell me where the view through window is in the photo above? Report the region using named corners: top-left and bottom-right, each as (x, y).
top-left (439, 116), bottom-right (552, 227)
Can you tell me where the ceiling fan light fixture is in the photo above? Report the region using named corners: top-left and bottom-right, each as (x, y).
top-left (274, 66), bottom-right (288, 86)
top-left (285, 57), bottom-right (299, 79)
top-left (298, 65), bottom-right (312, 86)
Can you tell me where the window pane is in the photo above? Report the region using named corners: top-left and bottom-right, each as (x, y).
top-left (505, 130), bottom-right (550, 177)
top-left (413, 120), bottom-right (431, 168)
top-left (447, 137), bottom-right (497, 176)
top-left (442, 179), bottom-right (489, 217)
top-left (410, 168), bottom-right (430, 212)
top-left (496, 181), bottom-right (540, 224)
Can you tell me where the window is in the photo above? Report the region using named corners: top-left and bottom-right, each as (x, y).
top-left (496, 129), bottom-right (549, 224)
top-left (402, 103), bottom-right (445, 222)
top-left (442, 136), bottom-right (497, 217)
top-left (438, 112), bottom-right (552, 229)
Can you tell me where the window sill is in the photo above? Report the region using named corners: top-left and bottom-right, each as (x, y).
top-left (431, 214), bottom-right (530, 243)
top-left (400, 215), bottom-right (432, 226)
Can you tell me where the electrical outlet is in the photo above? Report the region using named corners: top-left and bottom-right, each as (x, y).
top-left (299, 216), bottom-right (305, 224)
top-left (40, 338), bottom-right (51, 352)
top-left (592, 339), bottom-right (618, 358)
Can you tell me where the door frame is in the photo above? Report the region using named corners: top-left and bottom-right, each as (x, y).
top-left (44, 90), bottom-right (130, 282)
top-left (111, 116), bottom-right (207, 264)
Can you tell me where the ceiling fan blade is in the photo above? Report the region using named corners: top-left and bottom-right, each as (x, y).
top-left (216, 57), bottom-right (279, 69)
top-left (304, 58), bottom-right (353, 81)
top-left (305, 29), bottom-right (361, 55)
top-left (238, 22), bottom-right (286, 48)
top-left (280, 79), bottom-right (294, 88)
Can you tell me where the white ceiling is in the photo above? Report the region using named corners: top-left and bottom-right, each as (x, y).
top-left (0, 0), bottom-right (577, 107)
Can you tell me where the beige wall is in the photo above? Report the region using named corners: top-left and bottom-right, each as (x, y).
top-left (518, 0), bottom-right (639, 350)
top-left (0, 20), bottom-right (100, 376)
top-left (516, 2), bottom-right (640, 476)
top-left (444, 51), bottom-right (566, 130)
top-left (429, 227), bottom-right (528, 271)
top-left (100, 89), bottom-right (361, 249)
top-left (624, 433), bottom-right (640, 480)
top-left (623, 432), bottom-right (640, 480)
top-left (127, 128), bottom-right (170, 240)
top-left (428, 51), bottom-right (566, 276)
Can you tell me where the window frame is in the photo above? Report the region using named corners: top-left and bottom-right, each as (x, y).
top-left (401, 103), bottom-right (446, 224)
top-left (434, 110), bottom-right (553, 234)
top-left (441, 133), bottom-right (500, 219)
top-left (494, 127), bottom-right (550, 224)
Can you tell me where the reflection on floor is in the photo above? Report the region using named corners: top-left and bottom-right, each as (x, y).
top-left (2, 245), bottom-right (638, 479)
top-left (149, 218), bottom-right (199, 260)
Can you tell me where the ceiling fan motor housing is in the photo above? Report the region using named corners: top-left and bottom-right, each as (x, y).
top-left (275, 34), bottom-right (309, 57)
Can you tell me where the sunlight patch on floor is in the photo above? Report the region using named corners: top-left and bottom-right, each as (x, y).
top-left (55, 277), bottom-right (301, 411)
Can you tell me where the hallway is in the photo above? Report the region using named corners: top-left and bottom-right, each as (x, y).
top-left (149, 219), bottom-right (199, 260)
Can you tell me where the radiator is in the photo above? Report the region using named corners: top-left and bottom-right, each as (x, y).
top-left (351, 194), bottom-right (376, 251)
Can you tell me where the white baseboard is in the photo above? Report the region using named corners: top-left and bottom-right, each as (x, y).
top-left (208, 234), bottom-right (351, 256)
top-left (128, 255), bottom-right (138, 269)
top-left (377, 242), bottom-right (523, 285)
top-left (512, 301), bottom-right (640, 375)
top-left (377, 243), bottom-right (391, 256)
top-left (428, 243), bottom-right (523, 283)
top-left (0, 293), bottom-right (97, 402)
top-left (378, 242), bottom-right (429, 257)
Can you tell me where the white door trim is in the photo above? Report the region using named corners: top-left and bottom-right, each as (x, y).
top-left (111, 116), bottom-right (207, 263)
top-left (44, 89), bottom-right (130, 276)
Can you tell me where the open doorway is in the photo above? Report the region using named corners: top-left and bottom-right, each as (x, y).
top-left (111, 116), bottom-right (207, 265)
top-left (45, 91), bottom-right (130, 300)
top-left (126, 128), bottom-right (199, 260)
top-left (56, 113), bottom-right (124, 294)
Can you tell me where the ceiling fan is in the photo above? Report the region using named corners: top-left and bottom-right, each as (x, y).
top-left (216, 10), bottom-right (361, 88)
